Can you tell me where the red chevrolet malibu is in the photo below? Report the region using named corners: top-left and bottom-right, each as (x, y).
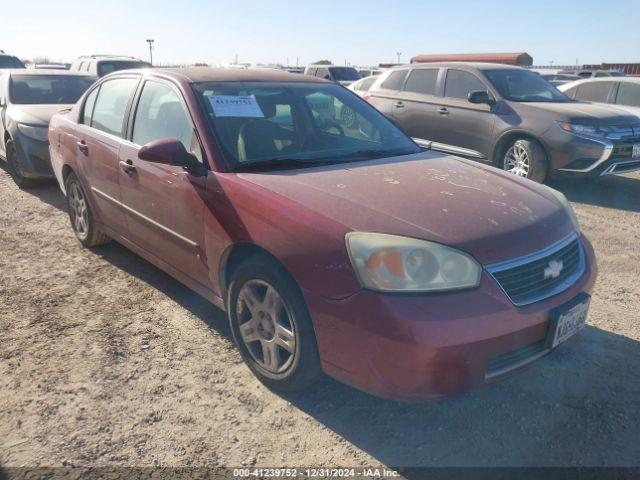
top-left (49, 68), bottom-right (596, 401)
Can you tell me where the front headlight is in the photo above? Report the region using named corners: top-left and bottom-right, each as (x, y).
top-left (346, 232), bottom-right (481, 292)
top-left (547, 187), bottom-right (581, 233)
top-left (558, 121), bottom-right (629, 139)
top-left (17, 123), bottom-right (49, 142)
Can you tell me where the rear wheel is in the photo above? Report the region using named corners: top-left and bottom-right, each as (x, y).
top-left (501, 138), bottom-right (548, 183)
top-left (6, 139), bottom-right (38, 189)
top-left (64, 172), bottom-right (110, 247)
top-left (227, 255), bottom-right (322, 392)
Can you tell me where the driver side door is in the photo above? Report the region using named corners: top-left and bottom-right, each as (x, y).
top-left (118, 79), bottom-right (210, 287)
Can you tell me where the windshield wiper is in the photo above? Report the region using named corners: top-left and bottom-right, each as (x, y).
top-left (234, 158), bottom-right (333, 172)
top-left (325, 148), bottom-right (418, 161)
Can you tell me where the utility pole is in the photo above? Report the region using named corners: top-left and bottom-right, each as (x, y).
top-left (396, 52), bottom-right (402, 64)
top-left (146, 39), bottom-right (154, 66)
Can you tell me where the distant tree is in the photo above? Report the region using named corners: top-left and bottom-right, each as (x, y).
top-left (312, 59), bottom-right (332, 65)
top-left (193, 62), bottom-right (209, 67)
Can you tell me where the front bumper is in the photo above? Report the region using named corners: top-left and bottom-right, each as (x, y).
top-left (544, 127), bottom-right (640, 177)
top-left (13, 133), bottom-right (54, 179)
top-left (306, 236), bottom-right (597, 401)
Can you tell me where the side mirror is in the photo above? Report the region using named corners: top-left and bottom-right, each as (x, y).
top-left (138, 137), bottom-right (205, 175)
top-left (468, 90), bottom-right (495, 106)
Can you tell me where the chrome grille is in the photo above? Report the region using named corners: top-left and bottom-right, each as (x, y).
top-left (486, 233), bottom-right (585, 306)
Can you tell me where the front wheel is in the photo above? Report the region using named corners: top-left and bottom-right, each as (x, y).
top-left (501, 138), bottom-right (548, 183)
top-left (227, 255), bottom-right (322, 392)
top-left (6, 139), bottom-right (38, 189)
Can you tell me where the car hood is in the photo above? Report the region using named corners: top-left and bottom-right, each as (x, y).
top-left (7, 104), bottom-right (74, 126)
top-left (517, 101), bottom-right (638, 125)
top-left (238, 152), bottom-right (575, 264)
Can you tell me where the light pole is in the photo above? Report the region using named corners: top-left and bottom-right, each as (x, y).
top-left (146, 39), bottom-right (154, 66)
top-left (396, 52), bottom-right (402, 64)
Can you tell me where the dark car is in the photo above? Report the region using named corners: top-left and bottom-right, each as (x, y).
top-left (304, 65), bottom-right (361, 86)
top-left (0, 69), bottom-right (95, 187)
top-left (367, 62), bottom-right (640, 181)
top-left (0, 54), bottom-right (25, 69)
top-left (70, 55), bottom-right (151, 77)
top-left (48, 68), bottom-right (595, 401)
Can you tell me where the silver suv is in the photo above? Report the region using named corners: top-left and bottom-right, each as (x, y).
top-left (368, 62), bottom-right (640, 181)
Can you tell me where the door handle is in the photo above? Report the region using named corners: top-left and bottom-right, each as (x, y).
top-left (119, 160), bottom-right (136, 175)
top-left (438, 107), bottom-right (449, 115)
top-left (77, 140), bottom-right (88, 155)
top-left (393, 101), bottom-right (404, 108)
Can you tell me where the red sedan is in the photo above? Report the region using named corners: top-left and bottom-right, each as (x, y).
top-left (49, 68), bottom-right (596, 401)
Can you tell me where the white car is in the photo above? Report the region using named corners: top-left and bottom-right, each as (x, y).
top-left (559, 77), bottom-right (640, 117)
top-left (347, 75), bottom-right (379, 98)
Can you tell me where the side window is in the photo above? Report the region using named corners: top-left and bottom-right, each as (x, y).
top-left (82, 87), bottom-right (99, 125)
top-left (563, 86), bottom-right (578, 99)
top-left (90, 78), bottom-right (138, 137)
top-left (316, 68), bottom-right (329, 79)
top-left (404, 69), bottom-right (439, 95)
top-left (306, 68), bottom-right (316, 77)
top-left (380, 70), bottom-right (408, 91)
top-left (444, 70), bottom-right (487, 100)
top-left (615, 82), bottom-right (640, 108)
top-left (132, 81), bottom-right (203, 162)
top-left (575, 82), bottom-right (614, 103)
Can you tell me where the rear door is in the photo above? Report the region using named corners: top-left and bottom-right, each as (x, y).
top-left (117, 78), bottom-right (209, 286)
top-left (391, 67), bottom-right (442, 142)
top-left (434, 68), bottom-right (496, 158)
top-left (76, 76), bottom-right (139, 235)
top-left (368, 69), bottom-right (409, 124)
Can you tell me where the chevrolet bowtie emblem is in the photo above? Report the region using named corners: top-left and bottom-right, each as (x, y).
top-left (544, 259), bottom-right (564, 279)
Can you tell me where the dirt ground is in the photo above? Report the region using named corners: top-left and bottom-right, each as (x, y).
top-left (1, 166), bottom-right (639, 470)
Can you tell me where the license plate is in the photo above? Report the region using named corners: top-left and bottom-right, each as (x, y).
top-left (633, 143), bottom-right (640, 159)
top-left (548, 296), bottom-right (590, 349)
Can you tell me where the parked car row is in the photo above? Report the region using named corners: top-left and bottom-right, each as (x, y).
top-left (40, 67), bottom-right (596, 401)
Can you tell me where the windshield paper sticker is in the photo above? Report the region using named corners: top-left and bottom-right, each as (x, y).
top-left (208, 95), bottom-right (264, 118)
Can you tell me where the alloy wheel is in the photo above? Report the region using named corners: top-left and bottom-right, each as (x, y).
top-left (503, 143), bottom-right (531, 177)
top-left (235, 279), bottom-right (296, 374)
top-left (68, 182), bottom-right (89, 239)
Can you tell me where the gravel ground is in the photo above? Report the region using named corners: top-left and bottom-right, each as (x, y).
top-left (0, 166), bottom-right (639, 469)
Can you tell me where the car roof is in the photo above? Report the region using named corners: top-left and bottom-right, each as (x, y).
top-left (6, 69), bottom-right (95, 77)
top-left (110, 67), bottom-right (329, 84)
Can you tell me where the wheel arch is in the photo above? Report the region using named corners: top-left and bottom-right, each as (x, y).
top-left (492, 130), bottom-right (550, 167)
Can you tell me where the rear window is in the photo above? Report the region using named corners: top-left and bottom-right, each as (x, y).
top-left (0, 55), bottom-right (25, 69)
top-left (404, 69), bottom-right (439, 95)
top-left (575, 82), bottom-right (614, 103)
top-left (97, 61), bottom-right (150, 77)
top-left (329, 67), bottom-right (361, 82)
top-left (380, 70), bottom-right (408, 91)
top-left (9, 75), bottom-right (95, 104)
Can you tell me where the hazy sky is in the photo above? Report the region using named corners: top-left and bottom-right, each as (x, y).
top-left (3, 0), bottom-right (639, 67)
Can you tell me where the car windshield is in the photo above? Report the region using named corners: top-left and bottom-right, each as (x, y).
top-left (484, 69), bottom-right (572, 103)
top-left (97, 61), bottom-right (150, 77)
top-left (329, 67), bottom-right (361, 81)
top-left (10, 75), bottom-right (95, 104)
top-left (193, 82), bottom-right (420, 169)
top-left (0, 55), bottom-right (25, 68)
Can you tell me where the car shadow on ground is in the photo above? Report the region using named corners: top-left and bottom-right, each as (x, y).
top-left (280, 325), bottom-right (640, 467)
top-left (91, 241), bottom-right (233, 341)
top-left (549, 173), bottom-right (640, 212)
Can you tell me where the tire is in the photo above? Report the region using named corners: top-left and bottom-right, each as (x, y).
top-left (64, 172), bottom-right (111, 247)
top-left (227, 255), bottom-right (322, 392)
top-left (5, 139), bottom-right (38, 189)
top-left (501, 138), bottom-right (548, 183)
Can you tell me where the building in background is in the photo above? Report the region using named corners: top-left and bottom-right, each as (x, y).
top-left (411, 52), bottom-right (533, 66)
